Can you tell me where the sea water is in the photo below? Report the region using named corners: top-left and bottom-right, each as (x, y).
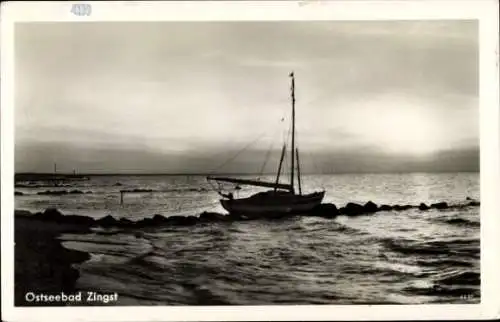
top-left (15, 173), bottom-right (480, 305)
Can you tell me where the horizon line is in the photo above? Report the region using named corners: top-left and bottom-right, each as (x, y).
top-left (15, 170), bottom-right (481, 177)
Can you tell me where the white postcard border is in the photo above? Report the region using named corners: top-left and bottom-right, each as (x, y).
top-left (1, 1), bottom-right (499, 321)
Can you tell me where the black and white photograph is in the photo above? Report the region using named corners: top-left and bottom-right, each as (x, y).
top-left (2, 1), bottom-right (499, 321)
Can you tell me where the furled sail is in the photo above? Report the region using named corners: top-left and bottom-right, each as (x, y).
top-left (207, 176), bottom-right (293, 191)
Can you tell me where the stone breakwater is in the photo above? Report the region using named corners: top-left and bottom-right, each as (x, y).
top-left (15, 198), bottom-right (480, 229)
top-left (15, 189), bottom-right (93, 196)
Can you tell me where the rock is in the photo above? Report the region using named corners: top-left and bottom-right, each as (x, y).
top-left (113, 182), bottom-right (123, 186)
top-left (19, 208), bottom-right (112, 228)
top-left (86, 191), bottom-right (93, 194)
top-left (393, 204), bottom-right (413, 211)
top-left (379, 205), bottom-right (393, 211)
top-left (311, 203), bottom-right (339, 218)
top-left (466, 197), bottom-right (473, 201)
top-left (185, 216), bottom-right (199, 226)
top-left (450, 203), bottom-right (467, 209)
top-left (118, 218), bottom-right (134, 227)
top-left (166, 215), bottom-right (190, 226)
top-left (340, 202), bottom-right (365, 216)
top-left (96, 215), bottom-right (118, 227)
top-left (199, 211), bottom-right (229, 222)
top-left (431, 202), bottom-right (448, 210)
top-left (152, 214), bottom-right (169, 224)
top-left (69, 190), bottom-right (84, 194)
top-left (14, 191), bottom-right (24, 196)
top-left (42, 208), bottom-right (64, 220)
top-left (62, 215), bottom-right (95, 226)
top-left (468, 201), bottom-right (480, 206)
top-left (363, 201), bottom-right (378, 213)
top-left (418, 203), bottom-right (430, 211)
top-left (166, 215), bottom-right (199, 226)
top-left (136, 218), bottom-right (154, 227)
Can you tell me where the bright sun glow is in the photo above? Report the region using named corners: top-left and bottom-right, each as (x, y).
top-left (374, 111), bottom-right (438, 155)
top-left (351, 100), bottom-right (442, 156)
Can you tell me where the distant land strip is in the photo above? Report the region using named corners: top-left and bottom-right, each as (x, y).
top-left (15, 170), bottom-right (480, 181)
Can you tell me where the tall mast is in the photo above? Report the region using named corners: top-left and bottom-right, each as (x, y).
top-left (290, 72), bottom-right (295, 194)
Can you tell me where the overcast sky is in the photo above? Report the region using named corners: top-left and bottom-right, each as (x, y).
top-left (15, 21), bottom-right (478, 174)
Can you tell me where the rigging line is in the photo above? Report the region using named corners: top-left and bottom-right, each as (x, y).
top-left (305, 148), bottom-right (325, 190)
top-left (284, 120), bottom-right (292, 173)
top-left (282, 150), bottom-right (289, 178)
top-left (295, 128), bottom-right (303, 187)
top-left (209, 130), bottom-right (269, 174)
top-left (278, 118), bottom-right (292, 180)
top-left (283, 120), bottom-right (291, 172)
top-left (209, 112), bottom-right (289, 176)
top-left (256, 109), bottom-right (290, 179)
top-left (203, 103), bottom-right (283, 157)
top-left (258, 137), bottom-right (276, 178)
top-left (285, 118), bottom-right (292, 147)
top-left (258, 119), bottom-right (284, 178)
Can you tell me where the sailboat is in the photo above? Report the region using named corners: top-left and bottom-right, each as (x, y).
top-left (207, 72), bottom-right (325, 218)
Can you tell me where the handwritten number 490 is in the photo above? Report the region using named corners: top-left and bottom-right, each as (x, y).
top-left (71, 4), bottom-right (92, 16)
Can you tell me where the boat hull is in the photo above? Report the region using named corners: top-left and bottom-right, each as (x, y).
top-left (220, 190), bottom-right (325, 219)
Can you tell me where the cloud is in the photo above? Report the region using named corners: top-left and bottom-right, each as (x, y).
top-left (15, 21), bottom-right (478, 173)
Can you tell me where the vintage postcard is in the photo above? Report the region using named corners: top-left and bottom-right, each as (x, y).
top-left (1, 1), bottom-right (499, 321)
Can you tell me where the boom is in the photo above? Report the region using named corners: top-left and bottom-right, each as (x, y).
top-left (207, 176), bottom-right (293, 191)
